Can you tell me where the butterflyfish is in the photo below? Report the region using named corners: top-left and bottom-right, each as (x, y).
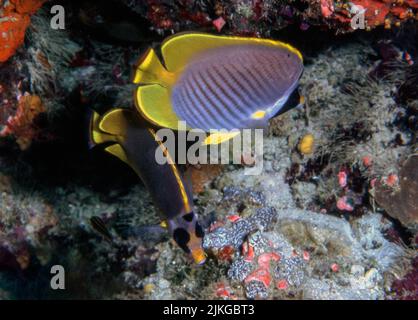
top-left (133, 32), bottom-right (303, 144)
top-left (89, 109), bottom-right (206, 264)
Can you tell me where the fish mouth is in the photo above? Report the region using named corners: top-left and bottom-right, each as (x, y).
top-left (191, 248), bottom-right (207, 265)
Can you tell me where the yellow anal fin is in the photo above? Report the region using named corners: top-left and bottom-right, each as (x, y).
top-left (99, 108), bottom-right (131, 136)
top-left (133, 48), bottom-right (175, 87)
top-left (135, 84), bottom-right (182, 130)
top-left (161, 32), bottom-right (303, 73)
top-left (104, 144), bottom-right (130, 167)
top-left (251, 110), bottom-right (266, 120)
top-left (90, 111), bottom-right (117, 145)
top-left (203, 131), bottom-right (240, 145)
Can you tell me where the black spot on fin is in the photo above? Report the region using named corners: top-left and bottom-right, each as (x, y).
top-left (183, 212), bottom-right (194, 222)
top-left (173, 228), bottom-right (191, 253)
top-left (195, 222), bottom-right (204, 238)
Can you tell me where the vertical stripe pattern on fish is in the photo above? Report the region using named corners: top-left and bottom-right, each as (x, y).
top-left (133, 33), bottom-right (304, 144)
top-left (171, 45), bottom-right (303, 130)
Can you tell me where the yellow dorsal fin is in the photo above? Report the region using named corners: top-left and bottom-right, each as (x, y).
top-left (160, 32), bottom-right (303, 73)
top-left (99, 108), bottom-right (131, 136)
top-left (133, 48), bottom-right (175, 87)
top-left (90, 111), bottom-right (117, 145)
top-left (104, 144), bottom-right (130, 166)
top-left (203, 131), bottom-right (240, 145)
top-left (135, 84), bottom-right (183, 130)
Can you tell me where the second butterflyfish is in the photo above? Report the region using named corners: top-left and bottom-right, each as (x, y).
top-left (89, 109), bottom-right (207, 265)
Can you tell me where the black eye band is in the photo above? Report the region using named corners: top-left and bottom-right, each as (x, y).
top-left (183, 212), bottom-right (194, 222)
top-left (173, 228), bottom-right (191, 253)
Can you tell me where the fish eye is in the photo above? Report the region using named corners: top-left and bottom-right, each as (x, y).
top-left (173, 228), bottom-right (191, 253)
top-left (183, 212), bottom-right (194, 222)
top-left (195, 223), bottom-right (204, 238)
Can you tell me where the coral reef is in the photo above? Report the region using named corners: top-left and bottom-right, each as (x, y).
top-left (0, 1), bottom-right (417, 300)
top-left (326, 0), bottom-right (418, 31)
top-left (0, 0), bottom-right (45, 62)
top-left (124, 0), bottom-right (418, 35)
top-left (0, 93), bottom-right (45, 150)
top-left (391, 255), bottom-right (418, 299)
top-left (25, 10), bottom-right (81, 95)
top-left (198, 166), bottom-right (408, 299)
top-left (129, 39), bottom-right (417, 300)
top-left (186, 164), bottom-right (224, 194)
top-left (0, 174), bottom-right (58, 272)
top-left (374, 154), bottom-right (418, 228)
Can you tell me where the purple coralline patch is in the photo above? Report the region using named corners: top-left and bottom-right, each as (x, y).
top-left (228, 259), bottom-right (253, 282)
top-left (203, 207), bottom-right (276, 250)
top-left (245, 280), bottom-right (269, 299)
top-left (222, 186), bottom-right (266, 207)
top-left (274, 255), bottom-right (306, 287)
top-left (391, 256), bottom-right (418, 300)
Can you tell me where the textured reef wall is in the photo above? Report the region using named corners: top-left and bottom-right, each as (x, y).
top-left (125, 0), bottom-right (418, 34)
top-left (0, 0), bottom-right (417, 299)
top-left (131, 41), bottom-right (417, 300)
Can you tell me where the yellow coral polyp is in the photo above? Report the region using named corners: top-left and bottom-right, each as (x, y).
top-left (144, 283), bottom-right (155, 294)
top-left (298, 134), bottom-right (315, 155)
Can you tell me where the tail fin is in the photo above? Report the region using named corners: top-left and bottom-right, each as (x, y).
top-left (88, 108), bottom-right (133, 167)
top-left (88, 109), bottom-right (117, 148)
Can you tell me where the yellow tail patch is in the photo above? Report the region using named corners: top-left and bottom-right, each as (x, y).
top-left (203, 131), bottom-right (240, 145)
